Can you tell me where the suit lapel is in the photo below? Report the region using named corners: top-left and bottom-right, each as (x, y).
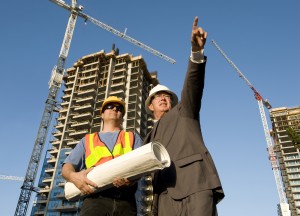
top-left (151, 120), bottom-right (160, 140)
top-left (145, 107), bottom-right (178, 148)
top-left (159, 108), bottom-right (179, 149)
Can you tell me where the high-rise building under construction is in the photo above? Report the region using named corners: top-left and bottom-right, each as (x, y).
top-left (270, 106), bottom-right (300, 216)
top-left (30, 47), bottom-right (158, 215)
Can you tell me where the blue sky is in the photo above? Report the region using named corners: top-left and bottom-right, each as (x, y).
top-left (0, 0), bottom-right (299, 215)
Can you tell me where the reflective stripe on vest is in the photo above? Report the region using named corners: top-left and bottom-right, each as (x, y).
top-left (85, 131), bottom-right (134, 168)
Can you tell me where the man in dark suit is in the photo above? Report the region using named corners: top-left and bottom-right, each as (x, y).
top-left (143, 16), bottom-right (225, 216)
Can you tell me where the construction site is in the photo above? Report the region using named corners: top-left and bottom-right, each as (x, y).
top-left (29, 48), bottom-right (159, 215)
top-left (1, 0), bottom-right (300, 216)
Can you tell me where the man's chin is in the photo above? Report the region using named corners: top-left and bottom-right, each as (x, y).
top-left (161, 108), bottom-right (171, 112)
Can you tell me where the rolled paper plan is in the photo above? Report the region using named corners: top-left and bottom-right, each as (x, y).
top-left (64, 141), bottom-right (170, 201)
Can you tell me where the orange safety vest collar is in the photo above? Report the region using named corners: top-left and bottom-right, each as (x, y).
top-left (85, 130), bottom-right (134, 168)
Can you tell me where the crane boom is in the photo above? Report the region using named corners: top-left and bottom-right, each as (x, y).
top-left (50, 0), bottom-right (176, 64)
top-left (211, 40), bottom-right (289, 213)
top-left (0, 175), bottom-right (24, 182)
top-left (211, 40), bottom-right (272, 109)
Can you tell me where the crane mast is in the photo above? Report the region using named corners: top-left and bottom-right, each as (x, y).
top-left (211, 40), bottom-right (290, 214)
top-left (15, 1), bottom-right (175, 215)
top-left (14, 1), bottom-right (79, 215)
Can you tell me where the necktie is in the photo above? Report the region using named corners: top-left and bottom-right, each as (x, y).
top-left (138, 120), bottom-right (160, 215)
top-left (150, 120), bottom-right (160, 141)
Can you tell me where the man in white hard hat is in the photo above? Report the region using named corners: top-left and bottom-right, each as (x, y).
top-left (143, 17), bottom-right (224, 216)
top-left (62, 96), bottom-right (142, 216)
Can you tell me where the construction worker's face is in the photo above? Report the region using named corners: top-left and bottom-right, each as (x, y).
top-left (101, 103), bottom-right (124, 120)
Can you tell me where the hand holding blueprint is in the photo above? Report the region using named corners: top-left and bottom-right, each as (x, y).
top-left (64, 141), bottom-right (170, 201)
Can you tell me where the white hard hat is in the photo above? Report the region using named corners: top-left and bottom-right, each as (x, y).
top-left (145, 84), bottom-right (178, 114)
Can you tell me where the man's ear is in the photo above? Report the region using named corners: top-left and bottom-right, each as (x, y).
top-left (148, 104), bottom-right (154, 112)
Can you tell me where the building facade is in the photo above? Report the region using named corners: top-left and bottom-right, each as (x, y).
top-left (270, 106), bottom-right (300, 216)
top-left (30, 48), bottom-right (158, 215)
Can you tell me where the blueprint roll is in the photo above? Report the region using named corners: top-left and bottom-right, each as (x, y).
top-left (64, 141), bottom-right (170, 201)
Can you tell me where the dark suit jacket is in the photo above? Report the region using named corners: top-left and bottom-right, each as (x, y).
top-left (143, 59), bottom-right (224, 203)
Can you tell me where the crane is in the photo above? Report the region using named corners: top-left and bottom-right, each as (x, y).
top-left (211, 40), bottom-right (291, 216)
top-left (0, 175), bottom-right (24, 182)
top-left (14, 0), bottom-right (77, 215)
top-left (50, 0), bottom-right (176, 64)
top-left (15, 1), bottom-right (175, 215)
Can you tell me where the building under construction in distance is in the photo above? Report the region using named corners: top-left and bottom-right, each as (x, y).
top-left (270, 106), bottom-right (300, 215)
top-left (30, 47), bottom-right (158, 215)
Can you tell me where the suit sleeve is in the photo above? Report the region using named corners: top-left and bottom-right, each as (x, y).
top-left (180, 58), bottom-right (207, 118)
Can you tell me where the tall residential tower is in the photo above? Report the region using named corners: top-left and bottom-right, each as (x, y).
top-left (270, 106), bottom-right (300, 215)
top-left (30, 48), bottom-right (158, 215)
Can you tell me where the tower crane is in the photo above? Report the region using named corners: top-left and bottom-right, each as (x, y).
top-left (50, 0), bottom-right (176, 64)
top-left (0, 175), bottom-right (24, 182)
top-left (14, 0), bottom-right (77, 215)
top-left (211, 40), bottom-right (290, 216)
top-left (15, 1), bottom-right (175, 215)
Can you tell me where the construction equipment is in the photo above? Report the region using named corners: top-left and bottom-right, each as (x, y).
top-left (50, 0), bottom-right (176, 64)
top-left (14, 0), bottom-right (77, 214)
top-left (211, 40), bottom-right (290, 216)
top-left (15, 1), bottom-right (175, 215)
top-left (0, 175), bottom-right (24, 182)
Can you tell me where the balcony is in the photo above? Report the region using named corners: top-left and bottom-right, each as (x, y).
top-left (73, 104), bottom-right (93, 112)
top-left (35, 197), bottom-right (48, 204)
top-left (45, 165), bottom-right (55, 173)
top-left (60, 101), bottom-right (70, 106)
top-left (69, 129), bottom-right (89, 138)
top-left (34, 210), bottom-right (46, 215)
top-left (79, 80), bottom-right (97, 90)
top-left (93, 115), bottom-right (101, 125)
top-left (60, 106), bottom-right (69, 112)
top-left (67, 140), bottom-right (79, 147)
top-left (75, 96), bottom-right (95, 104)
top-left (39, 186), bottom-right (51, 193)
top-left (52, 204), bottom-right (79, 212)
top-left (50, 139), bottom-right (60, 146)
top-left (62, 94), bottom-right (71, 100)
top-left (71, 121), bottom-right (91, 131)
top-left (47, 157), bottom-right (56, 164)
top-left (55, 124), bottom-right (64, 132)
top-left (53, 131), bottom-right (63, 139)
top-left (42, 176), bottom-right (53, 184)
top-left (48, 148), bottom-right (59, 157)
top-left (77, 89), bottom-right (97, 97)
top-left (63, 87), bottom-right (72, 93)
top-left (57, 115), bottom-right (67, 121)
top-left (72, 112), bottom-right (93, 121)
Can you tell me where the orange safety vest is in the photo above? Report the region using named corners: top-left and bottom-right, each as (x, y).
top-left (85, 130), bottom-right (134, 168)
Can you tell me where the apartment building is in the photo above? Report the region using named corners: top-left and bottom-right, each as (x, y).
top-left (30, 47), bottom-right (158, 215)
top-left (270, 106), bottom-right (300, 216)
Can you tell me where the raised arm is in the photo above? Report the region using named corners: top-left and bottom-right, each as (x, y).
top-left (180, 16), bottom-right (208, 118)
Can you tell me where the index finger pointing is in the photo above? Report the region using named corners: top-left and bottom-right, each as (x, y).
top-left (193, 16), bottom-right (199, 29)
